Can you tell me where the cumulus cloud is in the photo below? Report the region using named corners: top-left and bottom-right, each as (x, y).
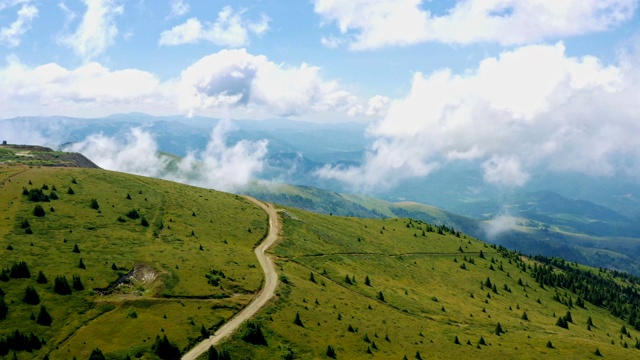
top-left (0, 57), bottom-right (171, 117)
top-left (0, 3), bottom-right (38, 47)
top-left (314, 0), bottom-right (637, 49)
top-left (59, 0), bottom-right (123, 61)
top-left (318, 43), bottom-right (640, 190)
top-left (176, 48), bottom-right (360, 116)
top-left (0, 49), bottom-right (375, 119)
top-left (159, 6), bottom-right (270, 47)
top-left (69, 121), bottom-right (268, 192)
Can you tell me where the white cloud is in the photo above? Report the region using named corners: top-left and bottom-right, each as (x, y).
top-left (159, 6), bottom-right (270, 47)
top-left (0, 4), bottom-right (37, 47)
top-left (177, 48), bottom-right (361, 117)
top-left (0, 57), bottom-right (171, 117)
top-left (313, 0), bottom-right (638, 49)
top-left (318, 43), bottom-right (640, 190)
top-left (0, 0), bottom-right (30, 11)
top-left (0, 49), bottom-right (372, 119)
top-left (59, 0), bottom-right (123, 61)
top-left (169, 0), bottom-right (189, 17)
top-left (69, 122), bottom-right (268, 192)
top-left (483, 213), bottom-right (517, 240)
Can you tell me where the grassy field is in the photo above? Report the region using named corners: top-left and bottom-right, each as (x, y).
top-left (0, 165), bottom-right (268, 359)
top-left (220, 207), bottom-right (640, 359)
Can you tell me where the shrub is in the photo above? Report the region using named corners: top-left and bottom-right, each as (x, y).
top-left (20, 219), bottom-right (30, 229)
top-left (126, 209), bottom-right (140, 220)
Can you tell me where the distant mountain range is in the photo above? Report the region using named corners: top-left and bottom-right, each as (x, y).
top-left (4, 113), bottom-right (640, 274)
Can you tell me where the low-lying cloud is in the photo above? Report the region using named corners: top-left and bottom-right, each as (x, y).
top-left (69, 120), bottom-right (268, 192)
top-left (318, 42), bottom-right (640, 190)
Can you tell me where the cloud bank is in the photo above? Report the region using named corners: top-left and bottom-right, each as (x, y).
top-left (314, 0), bottom-right (637, 49)
top-left (0, 48), bottom-right (376, 119)
top-left (318, 43), bottom-right (640, 190)
top-left (68, 120), bottom-right (267, 192)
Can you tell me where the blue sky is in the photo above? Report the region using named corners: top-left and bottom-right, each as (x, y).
top-left (1, 0), bottom-right (638, 120)
top-left (3, 0), bottom-right (640, 191)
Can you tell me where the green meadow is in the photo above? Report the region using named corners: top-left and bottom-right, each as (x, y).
top-left (0, 165), bottom-right (267, 359)
top-left (221, 208), bottom-right (640, 359)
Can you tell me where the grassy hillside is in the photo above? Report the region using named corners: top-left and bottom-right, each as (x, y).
top-left (219, 207), bottom-right (640, 359)
top-left (0, 165), bottom-right (268, 359)
top-left (246, 183), bottom-right (640, 276)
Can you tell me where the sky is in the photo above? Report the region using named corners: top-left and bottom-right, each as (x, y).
top-left (2, 0), bottom-right (640, 192)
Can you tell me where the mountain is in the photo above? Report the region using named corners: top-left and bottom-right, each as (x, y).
top-left (2, 161), bottom-right (640, 359)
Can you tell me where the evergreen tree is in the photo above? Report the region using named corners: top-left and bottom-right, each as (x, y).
top-left (36, 271), bottom-right (47, 284)
top-left (90, 199), bottom-right (99, 210)
top-left (415, 350), bottom-right (423, 360)
top-left (23, 286), bottom-right (40, 305)
top-left (546, 340), bottom-right (554, 348)
top-left (377, 291), bottom-right (386, 302)
top-left (309, 272), bottom-right (316, 283)
top-left (206, 346), bottom-right (218, 360)
top-left (494, 322), bottom-right (504, 336)
top-left (241, 322), bottom-right (267, 346)
top-left (10, 261), bottom-right (30, 279)
top-left (36, 306), bottom-right (52, 326)
top-left (344, 275), bottom-right (352, 285)
top-left (454, 336), bottom-right (460, 344)
top-left (200, 325), bottom-right (210, 339)
top-left (364, 275), bottom-right (371, 286)
top-left (78, 258), bottom-right (86, 269)
top-left (88, 348), bottom-right (106, 360)
top-left (594, 348), bottom-right (602, 357)
top-left (141, 217), bottom-right (149, 227)
top-left (326, 345), bottom-right (336, 359)
top-left (33, 204), bottom-right (46, 217)
top-left (72, 275), bottom-right (84, 291)
top-left (587, 316), bottom-right (594, 327)
top-left (72, 244), bottom-right (80, 253)
top-left (293, 312), bottom-right (304, 327)
top-left (152, 335), bottom-right (181, 360)
top-left (53, 276), bottom-right (72, 295)
top-left (0, 297), bottom-right (8, 321)
top-left (521, 311), bottom-right (529, 321)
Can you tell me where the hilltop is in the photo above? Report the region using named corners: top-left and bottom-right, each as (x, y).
top-left (0, 144), bottom-right (99, 168)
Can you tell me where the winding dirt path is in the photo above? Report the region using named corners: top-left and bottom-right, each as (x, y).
top-left (182, 196), bottom-right (279, 360)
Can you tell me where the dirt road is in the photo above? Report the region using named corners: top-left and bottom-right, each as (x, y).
top-left (181, 197), bottom-right (280, 360)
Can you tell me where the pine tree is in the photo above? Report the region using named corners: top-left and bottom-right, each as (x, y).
top-left (293, 312), bottom-right (304, 327)
top-left (546, 340), bottom-right (554, 348)
top-left (90, 199), bottom-right (99, 210)
top-left (54, 276), bottom-right (72, 295)
top-left (72, 244), bottom-right (80, 253)
top-left (494, 322), bottom-right (504, 336)
top-left (310, 272), bottom-right (316, 283)
top-left (345, 274), bottom-right (352, 285)
top-left (72, 275), bottom-right (84, 291)
top-left (33, 205), bottom-right (45, 217)
top-left (594, 347), bottom-right (602, 357)
top-left (364, 275), bottom-right (371, 286)
top-left (152, 335), bottom-right (181, 360)
top-left (206, 346), bottom-right (218, 360)
top-left (0, 297), bottom-right (8, 321)
top-left (36, 271), bottom-right (47, 284)
top-left (36, 306), bottom-right (52, 326)
top-left (377, 291), bottom-right (386, 302)
top-left (326, 345), bottom-right (336, 359)
top-left (521, 311), bottom-right (529, 321)
top-left (88, 348), bottom-right (106, 360)
top-left (67, 187), bottom-right (74, 195)
top-left (454, 336), bottom-right (460, 344)
top-left (23, 286), bottom-right (40, 305)
top-left (78, 258), bottom-right (86, 269)
top-left (587, 316), bottom-right (594, 327)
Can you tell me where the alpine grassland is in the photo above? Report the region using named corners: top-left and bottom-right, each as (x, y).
top-left (0, 165), bottom-right (268, 359)
top-left (220, 207), bottom-right (640, 359)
